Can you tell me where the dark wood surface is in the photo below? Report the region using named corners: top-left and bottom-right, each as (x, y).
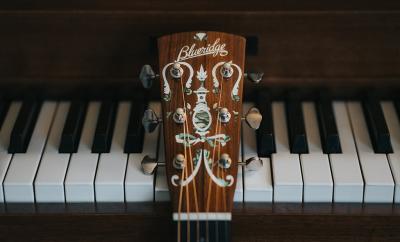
top-left (0, 2), bottom-right (400, 241)
top-left (0, 202), bottom-right (399, 242)
top-left (1, 0), bottom-right (400, 11)
top-left (0, 1), bottom-right (399, 99)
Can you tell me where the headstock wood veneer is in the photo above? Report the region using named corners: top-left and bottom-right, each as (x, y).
top-left (140, 31), bottom-right (263, 242)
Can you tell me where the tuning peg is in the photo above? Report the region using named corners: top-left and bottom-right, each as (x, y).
top-left (141, 155), bottom-right (159, 175)
top-left (139, 65), bottom-right (159, 89)
top-left (244, 157), bottom-right (263, 171)
top-left (218, 153), bottom-right (232, 169)
top-left (221, 62), bottom-right (234, 78)
top-left (245, 72), bottom-right (264, 84)
top-left (170, 62), bottom-right (183, 79)
top-left (244, 107), bottom-right (262, 130)
top-left (142, 109), bottom-right (162, 133)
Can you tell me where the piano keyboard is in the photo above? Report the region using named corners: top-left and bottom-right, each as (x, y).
top-left (0, 99), bottom-right (399, 204)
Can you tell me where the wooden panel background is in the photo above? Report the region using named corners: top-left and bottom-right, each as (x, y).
top-left (0, 1), bottom-right (399, 99)
top-left (0, 2), bottom-right (400, 241)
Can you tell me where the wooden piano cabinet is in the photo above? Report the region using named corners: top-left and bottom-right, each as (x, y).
top-left (0, 203), bottom-right (399, 242)
top-left (0, 1), bottom-right (400, 241)
top-left (0, 1), bottom-right (400, 100)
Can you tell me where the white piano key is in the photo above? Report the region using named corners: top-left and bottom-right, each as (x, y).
top-left (34, 102), bottom-right (70, 203)
top-left (271, 102), bottom-right (303, 202)
top-left (347, 102), bottom-right (394, 203)
top-left (233, 113), bottom-right (246, 203)
top-left (234, 135), bottom-right (243, 203)
top-left (234, 166), bottom-right (243, 202)
top-left (155, 130), bottom-right (170, 202)
top-left (64, 102), bottom-right (100, 203)
top-left (4, 102), bottom-right (57, 202)
top-left (300, 102), bottom-right (333, 202)
top-left (0, 103), bottom-right (21, 203)
top-left (242, 103), bottom-right (272, 202)
top-left (381, 101), bottom-right (400, 203)
top-left (125, 102), bottom-right (160, 202)
top-left (95, 102), bottom-right (129, 202)
top-left (329, 102), bottom-right (364, 202)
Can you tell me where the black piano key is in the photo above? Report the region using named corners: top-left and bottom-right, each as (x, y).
top-left (91, 101), bottom-right (117, 153)
top-left (394, 100), bottom-right (400, 124)
top-left (256, 95), bottom-right (275, 157)
top-left (0, 101), bottom-right (10, 131)
top-left (316, 99), bottom-right (341, 154)
top-left (198, 220), bottom-right (207, 242)
top-left (217, 221), bottom-right (231, 242)
top-left (285, 99), bottom-right (308, 154)
top-left (124, 101), bottom-right (146, 153)
top-left (8, 100), bottom-right (42, 153)
top-left (362, 97), bottom-right (392, 153)
top-left (59, 101), bottom-right (87, 153)
top-left (208, 221), bottom-right (218, 242)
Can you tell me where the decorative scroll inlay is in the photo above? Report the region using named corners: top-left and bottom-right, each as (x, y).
top-left (204, 149), bottom-right (234, 187)
top-left (211, 62), bottom-right (224, 93)
top-left (230, 63), bottom-right (243, 101)
top-left (171, 149), bottom-right (202, 187)
top-left (212, 61), bottom-right (242, 100)
top-left (175, 133), bottom-right (230, 148)
top-left (162, 61), bottom-right (194, 101)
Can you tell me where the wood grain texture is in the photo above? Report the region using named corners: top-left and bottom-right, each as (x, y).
top-left (0, 7), bottom-right (399, 99)
top-left (1, 0), bottom-right (400, 11)
top-left (158, 32), bottom-right (245, 213)
top-left (0, 203), bottom-right (400, 242)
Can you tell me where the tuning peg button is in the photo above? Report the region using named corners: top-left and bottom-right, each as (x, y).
top-left (141, 155), bottom-right (158, 175)
top-left (245, 72), bottom-right (264, 84)
top-left (221, 62), bottom-right (234, 78)
top-left (142, 109), bottom-right (161, 133)
top-left (170, 62), bottom-right (183, 79)
top-left (245, 107), bottom-right (262, 130)
top-left (245, 156), bottom-right (263, 171)
top-left (173, 108), bottom-right (186, 124)
top-left (173, 154), bottom-right (186, 170)
top-left (139, 65), bottom-right (158, 89)
top-left (219, 108), bottom-right (231, 123)
top-left (218, 153), bottom-right (232, 169)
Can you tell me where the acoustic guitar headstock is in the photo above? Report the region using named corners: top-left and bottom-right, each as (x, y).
top-left (140, 31), bottom-right (263, 240)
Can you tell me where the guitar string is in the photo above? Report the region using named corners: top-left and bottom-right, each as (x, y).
top-left (215, 113), bottom-right (221, 215)
top-left (179, 70), bottom-right (201, 241)
top-left (184, 107), bottom-right (200, 241)
top-left (184, 122), bottom-right (190, 242)
top-left (176, 73), bottom-right (186, 242)
top-left (206, 64), bottom-right (225, 242)
top-left (220, 70), bottom-right (227, 212)
top-left (215, 71), bottom-right (227, 230)
top-left (176, 126), bottom-right (185, 242)
top-left (180, 73), bottom-right (200, 241)
top-left (215, 72), bottom-right (225, 213)
top-left (178, 73), bottom-right (190, 242)
top-left (206, 69), bottom-right (223, 212)
top-left (176, 130), bottom-right (185, 242)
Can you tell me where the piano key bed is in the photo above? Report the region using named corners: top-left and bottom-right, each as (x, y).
top-left (0, 100), bottom-right (400, 241)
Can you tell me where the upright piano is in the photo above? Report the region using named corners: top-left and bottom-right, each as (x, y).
top-left (0, 1), bottom-right (400, 241)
